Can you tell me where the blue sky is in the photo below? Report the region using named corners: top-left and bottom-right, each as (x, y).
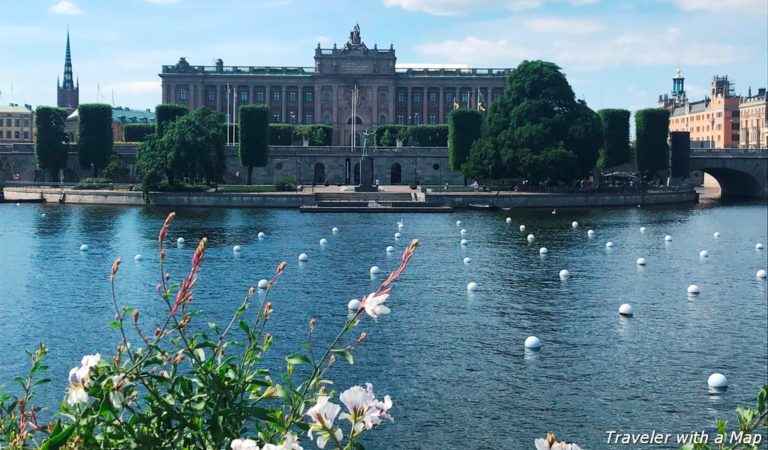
top-left (1, 0), bottom-right (765, 113)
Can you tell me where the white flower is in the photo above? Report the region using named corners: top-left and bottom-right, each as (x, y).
top-left (80, 353), bottom-right (101, 368)
top-left (314, 428), bottom-right (342, 449)
top-left (339, 383), bottom-right (394, 433)
top-left (535, 434), bottom-right (581, 450)
top-left (105, 374), bottom-right (131, 408)
top-left (262, 433), bottom-right (303, 450)
top-left (306, 396), bottom-right (342, 449)
top-left (231, 438), bottom-right (260, 450)
top-left (362, 292), bottom-right (390, 318)
top-left (66, 384), bottom-right (88, 406)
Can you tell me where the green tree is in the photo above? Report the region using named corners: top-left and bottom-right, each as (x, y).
top-left (238, 105), bottom-right (270, 185)
top-left (410, 125), bottom-right (449, 146)
top-left (77, 103), bottom-right (113, 177)
top-left (269, 124), bottom-right (294, 145)
top-left (380, 129), bottom-right (395, 146)
top-left (124, 124), bottom-right (154, 142)
top-left (155, 104), bottom-right (188, 136)
top-left (466, 60), bottom-right (601, 183)
top-left (309, 125), bottom-right (332, 146)
top-left (635, 108), bottom-right (670, 176)
top-left (448, 109), bottom-right (483, 172)
top-left (164, 107), bottom-right (226, 184)
top-left (597, 109), bottom-right (631, 169)
top-left (34, 106), bottom-right (69, 181)
top-left (102, 154), bottom-right (128, 180)
top-left (135, 133), bottom-right (166, 196)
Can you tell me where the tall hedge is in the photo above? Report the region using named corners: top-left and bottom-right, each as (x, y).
top-left (296, 125), bottom-right (333, 146)
top-left (77, 103), bottom-right (113, 176)
top-left (374, 125), bottom-right (409, 146)
top-left (410, 125), bottom-right (448, 146)
top-left (269, 124), bottom-right (294, 145)
top-left (448, 109), bottom-right (483, 172)
top-left (156, 104), bottom-right (188, 136)
top-left (34, 106), bottom-right (69, 181)
top-left (124, 124), bottom-right (154, 142)
top-left (597, 109), bottom-right (631, 169)
top-left (635, 108), bottom-right (670, 175)
top-left (239, 105), bottom-right (270, 185)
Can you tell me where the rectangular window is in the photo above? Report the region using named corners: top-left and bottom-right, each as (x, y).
top-left (272, 91), bottom-right (281, 102)
top-left (240, 91), bottom-right (248, 102)
top-left (492, 92), bottom-right (501, 102)
top-left (379, 91), bottom-right (387, 101)
top-left (305, 91), bottom-right (313, 103)
top-left (273, 113), bottom-right (281, 122)
top-left (397, 92), bottom-right (405, 103)
top-left (305, 113), bottom-right (313, 124)
top-left (429, 92), bottom-right (437, 103)
top-left (23, 131), bottom-right (29, 140)
top-left (5, 131), bottom-right (9, 138)
top-left (732, 134), bottom-right (739, 141)
top-left (397, 115), bottom-right (405, 125)
top-left (732, 123), bottom-right (740, 130)
top-left (413, 93), bottom-right (421, 104)
top-left (429, 114), bottom-right (437, 124)
top-left (323, 91), bottom-right (331, 102)
top-left (14, 131), bottom-right (20, 139)
top-left (5, 119), bottom-right (10, 126)
top-left (207, 90), bottom-right (215, 101)
top-left (323, 114), bottom-right (331, 125)
top-left (177, 89), bottom-right (188, 101)
top-left (413, 114), bottom-right (421, 125)
top-left (14, 119), bottom-right (20, 127)
top-left (461, 92), bottom-right (469, 103)
top-left (256, 91), bottom-right (265, 102)
top-left (23, 119), bottom-right (29, 127)
top-left (288, 91), bottom-right (297, 102)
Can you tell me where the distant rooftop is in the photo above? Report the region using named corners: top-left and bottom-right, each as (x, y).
top-left (0, 104), bottom-right (33, 114)
top-left (67, 106), bottom-right (156, 123)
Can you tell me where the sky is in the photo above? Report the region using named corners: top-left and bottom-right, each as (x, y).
top-left (0, 0), bottom-right (766, 114)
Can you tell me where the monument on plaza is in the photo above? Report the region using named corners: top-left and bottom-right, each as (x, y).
top-left (355, 129), bottom-right (378, 192)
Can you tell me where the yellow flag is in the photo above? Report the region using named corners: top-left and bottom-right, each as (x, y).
top-left (453, 97), bottom-right (460, 110)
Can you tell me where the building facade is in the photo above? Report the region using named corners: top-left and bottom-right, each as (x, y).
top-left (739, 88), bottom-right (767, 149)
top-left (159, 25), bottom-right (509, 146)
top-left (57, 30), bottom-right (79, 113)
top-left (65, 106), bottom-right (156, 142)
top-left (660, 71), bottom-right (740, 149)
top-left (0, 104), bottom-right (35, 143)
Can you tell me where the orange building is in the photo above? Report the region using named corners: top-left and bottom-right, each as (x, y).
top-left (739, 88), bottom-right (766, 148)
top-left (659, 71), bottom-right (740, 149)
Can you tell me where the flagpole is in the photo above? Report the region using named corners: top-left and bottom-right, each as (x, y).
top-left (233, 87), bottom-right (237, 145)
top-left (226, 83), bottom-right (231, 146)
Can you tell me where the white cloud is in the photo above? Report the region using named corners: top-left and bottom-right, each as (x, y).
top-left (413, 36), bottom-right (533, 65)
top-left (671, 0), bottom-right (765, 13)
top-left (48, 1), bottom-right (82, 15)
top-left (524, 17), bottom-right (603, 33)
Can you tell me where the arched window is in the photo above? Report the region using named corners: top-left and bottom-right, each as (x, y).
top-left (390, 163), bottom-right (402, 184)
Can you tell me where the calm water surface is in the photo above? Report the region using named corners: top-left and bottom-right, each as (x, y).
top-left (0, 201), bottom-right (766, 449)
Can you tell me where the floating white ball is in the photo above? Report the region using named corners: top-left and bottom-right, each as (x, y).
top-left (332, 227), bottom-right (339, 233)
top-left (460, 229), bottom-right (467, 235)
top-left (398, 223), bottom-right (404, 229)
top-left (347, 299), bottom-right (361, 310)
top-left (519, 225), bottom-right (526, 232)
top-left (460, 239), bottom-right (469, 246)
top-left (41, 213), bottom-right (46, 218)
top-left (79, 244), bottom-right (88, 252)
top-left (757, 269), bottom-right (767, 279)
top-left (606, 241), bottom-right (614, 248)
top-left (527, 234), bottom-right (535, 242)
top-left (551, 209), bottom-right (557, 215)
top-left (619, 303), bottom-right (634, 316)
top-left (587, 230), bottom-right (595, 237)
top-left (699, 250), bottom-right (709, 258)
top-left (319, 238), bottom-right (327, 245)
top-left (134, 254), bottom-right (143, 261)
top-left (463, 257), bottom-right (471, 264)
top-left (506, 217), bottom-right (512, 224)
top-left (756, 243), bottom-right (764, 250)
top-left (640, 227), bottom-right (646, 233)
top-left (539, 247), bottom-right (548, 255)
top-left (15, 203), bottom-right (20, 206)
top-left (687, 284), bottom-right (700, 295)
top-left (176, 237), bottom-right (185, 245)
top-left (559, 269), bottom-right (570, 279)
top-left (708, 373), bottom-right (728, 389)
top-left (524, 336), bottom-right (541, 349)
top-left (713, 232), bottom-right (720, 239)
top-left (386, 246), bottom-right (394, 253)
top-left (664, 235), bottom-right (672, 242)
top-left (233, 245), bottom-right (242, 252)
top-left (571, 221), bottom-right (578, 228)
top-left (257, 232), bottom-right (266, 240)
top-left (467, 282), bottom-right (478, 292)
top-left (298, 253), bottom-right (308, 262)
top-left (257, 279), bottom-right (269, 289)
top-left (370, 266), bottom-right (381, 275)
top-left (394, 232), bottom-right (401, 239)
top-left (637, 258), bottom-right (646, 266)
top-left (456, 220), bottom-right (463, 227)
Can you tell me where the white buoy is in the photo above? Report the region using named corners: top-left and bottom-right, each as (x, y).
top-left (79, 244), bottom-right (89, 252)
top-left (619, 304), bottom-right (634, 316)
top-left (713, 232), bottom-right (720, 239)
top-left (319, 238), bottom-right (327, 245)
top-left (233, 245), bottom-right (242, 252)
top-left (524, 336), bottom-right (541, 349)
top-left (460, 229), bottom-right (467, 236)
top-left (467, 282), bottom-right (478, 292)
top-left (177, 237), bottom-right (185, 245)
top-left (134, 254), bottom-right (143, 262)
top-left (527, 234), bottom-right (535, 242)
top-left (257, 279), bottom-right (269, 289)
top-left (551, 209), bottom-right (557, 215)
top-left (506, 217), bottom-right (512, 224)
top-left (587, 230), bottom-right (595, 237)
top-left (606, 241), bottom-right (614, 248)
top-left (708, 373), bottom-right (728, 389)
top-left (394, 232), bottom-right (401, 239)
top-left (456, 220), bottom-right (463, 227)
top-left (539, 247), bottom-right (548, 255)
top-left (298, 253), bottom-right (308, 262)
top-left (463, 257), bottom-right (471, 264)
top-left (640, 227), bottom-right (646, 233)
top-left (757, 269), bottom-right (767, 279)
top-left (664, 235), bottom-right (672, 242)
top-left (332, 227), bottom-right (339, 233)
top-left (756, 243), bottom-right (764, 250)
top-left (559, 269), bottom-right (570, 279)
top-left (41, 213), bottom-right (46, 218)
top-left (519, 225), bottom-right (526, 232)
top-left (347, 299), bottom-right (360, 310)
top-left (460, 239), bottom-right (469, 246)
top-left (15, 203), bottom-right (20, 206)
top-left (257, 232), bottom-right (266, 240)
top-left (386, 246), bottom-right (394, 253)
top-left (571, 221), bottom-right (578, 228)
top-left (637, 258), bottom-right (646, 266)
top-left (370, 266), bottom-right (381, 275)
top-left (398, 223), bottom-right (403, 229)
top-left (687, 284), bottom-right (700, 295)
top-left (699, 250), bottom-right (709, 258)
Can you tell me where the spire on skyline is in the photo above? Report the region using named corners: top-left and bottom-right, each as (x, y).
top-left (57, 28), bottom-right (79, 111)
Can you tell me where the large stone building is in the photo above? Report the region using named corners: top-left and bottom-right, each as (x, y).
top-left (57, 30), bottom-right (79, 113)
top-left (0, 104), bottom-right (35, 143)
top-left (159, 25), bottom-right (510, 146)
top-left (739, 87), bottom-right (766, 148)
top-left (660, 70), bottom-right (740, 149)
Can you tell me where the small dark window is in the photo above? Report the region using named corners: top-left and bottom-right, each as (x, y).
top-left (275, 162), bottom-right (283, 170)
top-left (432, 163), bottom-right (440, 171)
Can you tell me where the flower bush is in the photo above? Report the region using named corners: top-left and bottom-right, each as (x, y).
top-left (0, 212), bottom-right (419, 450)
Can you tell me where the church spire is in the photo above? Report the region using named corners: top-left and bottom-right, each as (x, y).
top-left (62, 28), bottom-right (74, 89)
top-left (57, 27), bottom-right (79, 111)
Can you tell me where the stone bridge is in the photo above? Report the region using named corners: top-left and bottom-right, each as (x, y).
top-left (690, 149), bottom-right (768, 198)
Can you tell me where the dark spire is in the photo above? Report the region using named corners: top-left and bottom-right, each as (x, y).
top-left (62, 28), bottom-right (74, 89)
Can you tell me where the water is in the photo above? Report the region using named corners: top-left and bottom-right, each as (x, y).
top-left (0, 202), bottom-right (766, 449)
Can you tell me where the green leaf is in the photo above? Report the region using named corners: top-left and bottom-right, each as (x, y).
top-left (285, 354), bottom-right (311, 366)
top-left (331, 349), bottom-right (354, 365)
top-left (40, 419), bottom-right (76, 450)
top-left (109, 321), bottom-right (122, 330)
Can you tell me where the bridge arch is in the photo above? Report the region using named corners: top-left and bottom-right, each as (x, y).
top-left (689, 151), bottom-right (767, 199)
top-left (699, 168), bottom-right (761, 198)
